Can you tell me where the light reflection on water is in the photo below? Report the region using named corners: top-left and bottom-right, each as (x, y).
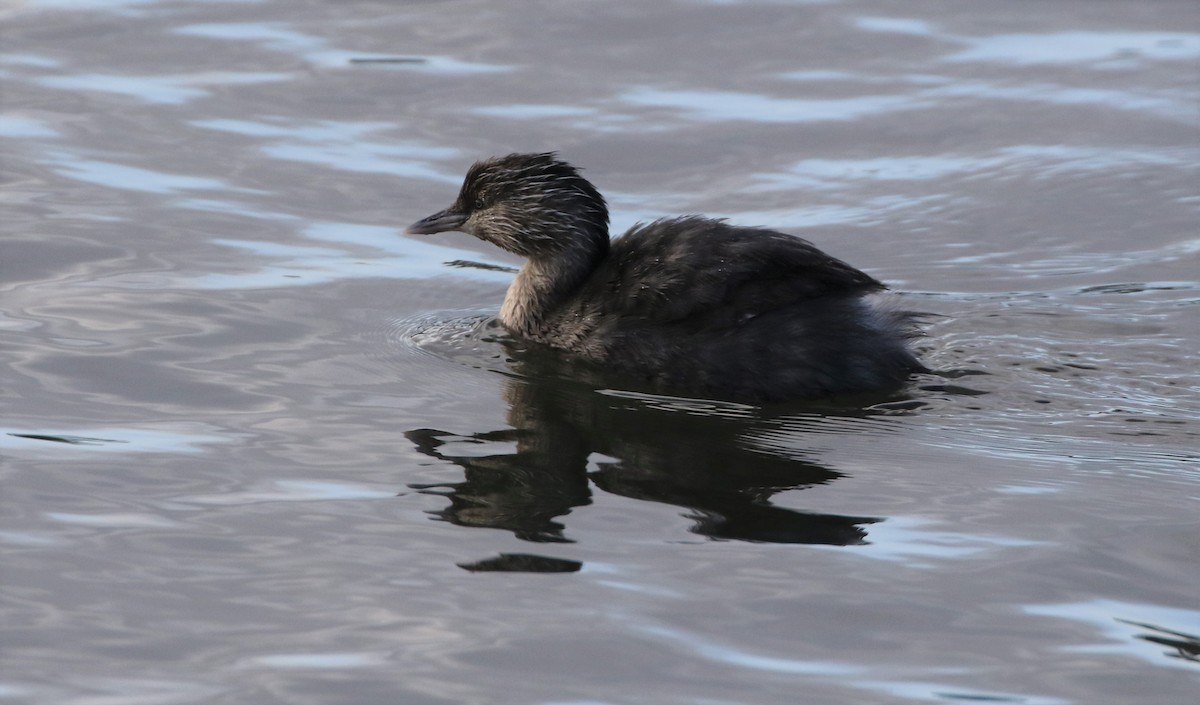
top-left (35, 71), bottom-right (291, 105)
top-left (0, 115), bottom-right (59, 138)
top-left (620, 86), bottom-right (923, 123)
top-left (0, 52), bottom-right (62, 68)
top-left (152, 223), bottom-right (513, 289)
top-left (614, 81), bottom-right (1196, 125)
top-left (1025, 600), bottom-right (1200, 671)
top-left (473, 104), bottom-right (598, 119)
top-left (751, 145), bottom-right (1198, 191)
top-left (46, 153), bottom-right (262, 194)
top-left (924, 80), bottom-right (1196, 122)
top-left (191, 118), bottom-right (460, 181)
top-left (856, 17), bottom-right (1200, 66)
top-left (848, 516), bottom-right (1043, 564)
top-left (247, 652), bottom-right (391, 669)
top-left (853, 16), bottom-right (940, 37)
top-left (46, 511), bottom-right (181, 528)
top-left (945, 31), bottom-right (1200, 66)
top-left (634, 623), bottom-right (1071, 705)
top-left (3, 425), bottom-right (233, 454)
top-left (636, 623), bottom-right (861, 676)
top-left (178, 480), bottom-right (398, 505)
top-left (177, 198), bottom-right (303, 221)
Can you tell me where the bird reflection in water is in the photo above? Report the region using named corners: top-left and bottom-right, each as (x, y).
top-left (406, 340), bottom-right (885, 569)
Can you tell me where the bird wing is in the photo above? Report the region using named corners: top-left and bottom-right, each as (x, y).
top-left (576, 216), bottom-right (885, 328)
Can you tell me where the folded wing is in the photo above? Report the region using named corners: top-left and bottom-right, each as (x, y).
top-left (576, 216), bottom-right (884, 330)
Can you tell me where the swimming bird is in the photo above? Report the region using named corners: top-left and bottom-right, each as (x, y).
top-left (407, 152), bottom-right (925, 402)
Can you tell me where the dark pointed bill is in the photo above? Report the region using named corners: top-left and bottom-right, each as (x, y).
top-left (406, 209), bottom-right (467, 235)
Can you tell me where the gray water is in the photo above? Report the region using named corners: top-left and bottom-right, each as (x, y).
top-left (2, 1), bottom-right (1198, 704)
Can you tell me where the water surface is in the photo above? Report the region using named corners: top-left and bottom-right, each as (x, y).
top-left (2, 1), bottom-right (1198, 703)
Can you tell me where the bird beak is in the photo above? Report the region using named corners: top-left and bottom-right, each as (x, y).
top-left (406, 208), bottom-right (467, 235)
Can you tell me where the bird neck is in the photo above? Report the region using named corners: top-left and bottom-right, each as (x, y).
top-left (500, 241), bottom-right (605, 338)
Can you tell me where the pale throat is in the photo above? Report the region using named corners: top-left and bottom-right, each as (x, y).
top-left (499, 259), bottom-right (561, 335)
top-left (498, 249), bottom-right (597, 338)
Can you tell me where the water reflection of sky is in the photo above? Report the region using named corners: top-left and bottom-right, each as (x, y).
top-left (465, 77), bottom-right (1199, 134)
top-left (705, 197), bottom-right (945, 230)
top-left (45, 512), bottom-right (180, 528)
top-left (247, 652), bottom-right (391, 669)
top-left (924, 81), bottom-right (1195, 122)
top-left (0, 52), bottom-right (61, 68)
top-left (856, 17), bottom-right (1200, 66)
top-left (621, 87), bottom-right (922, 123)
top-left (0, 115), bottom-right (58, 138)
top-left (752, 146), bottom-right (1199, 192)
top-left (192, 118), bottom-right (460, 181)
top-left (47, 152), bottom-right (262, 194)
top-left (2, 425), bottom-right (232, 454)
top-left (176, 198), bottom-right (303, 222)
top-left (635, 623), bottom-right (858, 676)
top-left (1025, 599), bottom-right (1200, 671)
top-left (633, 622), bottom-right (1068, 705)
top-left (946, 31), bottom-right (1200, 66)
top-left (174, 22), bottom-right (512, 73)
top-left (14, 20), bottom-right (512, 109)
top-left (473, 104), bottom-right (598, 119)
top-left (35, 71), bottom-right (290, 104)
top-left (612, 79), bottom-right (1194, 126)
top-left (834, 516), bottom-right (1042, 566)
top-left (466, 23), bottom-right (1200, 129)
top-left (179, 222), bottom-right (513, 290)
top-left (28, 0), bottom-right (197, 12)
top-left (178, 479), bottom-right (397, 505)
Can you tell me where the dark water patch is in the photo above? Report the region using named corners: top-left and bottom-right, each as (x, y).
top-left (403, 369), bottom-right (889, 550)
top-left (457, 553), bottom-right (582, 574)
top-left (1117, 619), bottom-right (1200, 665)
top-left (3, 425), bottom-right (231, 455)
top-left (348, 57), bottom-right (427, 65)
top-left (934, 367), bottom-right (992, 379)
top-left (1076, 281), bottom-right (1196, 296)
top-left (6, 432), bottom-right (127, 446)
top-left (917, 383), bottom-right (989, 396)
top-left (929, 693), bottom-right (1024, 703)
